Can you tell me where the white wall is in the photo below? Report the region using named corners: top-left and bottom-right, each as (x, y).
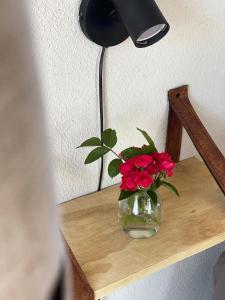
top-left (28, 0), bottom-right (225, 299)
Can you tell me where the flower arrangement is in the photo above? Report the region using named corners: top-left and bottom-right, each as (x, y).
top-left (77, 128), bottom-right (179, 204)
top-left (78, 128), bottom-right (179, 238)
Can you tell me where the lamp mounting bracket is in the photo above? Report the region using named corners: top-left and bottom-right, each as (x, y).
top-left (79, 0), bottom-right (129, 47)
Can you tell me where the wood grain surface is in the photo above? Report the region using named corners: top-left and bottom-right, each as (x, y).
top-left (59, 158), bottom-right (225, 299)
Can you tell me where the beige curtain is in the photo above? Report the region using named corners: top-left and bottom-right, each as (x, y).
top-left (0, 1), bottom-right (70, 299)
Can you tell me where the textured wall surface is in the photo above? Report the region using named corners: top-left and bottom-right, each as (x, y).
top-left (28, 0), bottom-right (225, 299)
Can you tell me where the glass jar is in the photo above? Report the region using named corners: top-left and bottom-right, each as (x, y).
top-left (118, 191), bottom-right (161, 239)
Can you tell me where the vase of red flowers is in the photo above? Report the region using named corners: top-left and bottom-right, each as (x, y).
top-left (78, 128), bottom-right (179, 239)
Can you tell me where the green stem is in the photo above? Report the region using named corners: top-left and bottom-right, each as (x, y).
top-left (105, 146), bottom-right (123, 160)
top-left (154, 172), bottom-right (161, 182)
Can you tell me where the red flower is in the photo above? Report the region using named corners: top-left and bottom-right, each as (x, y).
top-left (132, 154), bottom-right (153, 168)
top-left (153, 152), bottom-right (172, 162)
top-left (119, 159), bottom-right (135, 175)
top-left (153, 152), bottom-right (175, 176)
top-left (120, 170), bottom-right (154, 191)
top-left (136, 171), bottom-right (154, 189)
top-left (119, 151), bottom-right (175, 191)
top-left (146, 162), bottom-right (158, 175)
top-left (120, 170), bottom-right (139, 191)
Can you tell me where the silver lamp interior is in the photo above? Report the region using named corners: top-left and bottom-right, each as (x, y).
top-left (137, 24), bottom-right (166, 42)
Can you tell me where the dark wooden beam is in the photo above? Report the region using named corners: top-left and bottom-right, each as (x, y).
top-left (166, 85), bottom-right (225, 195)
top-left (64, 239), bottom-right (95, 300)
top-left (165, 104), bottom-right (182, 163)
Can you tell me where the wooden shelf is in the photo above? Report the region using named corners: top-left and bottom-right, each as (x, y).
top-left (59, 157), bottom-right (225, 299)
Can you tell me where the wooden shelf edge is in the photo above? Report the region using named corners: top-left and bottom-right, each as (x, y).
top-left (95, 231), bottom-right (225, 299)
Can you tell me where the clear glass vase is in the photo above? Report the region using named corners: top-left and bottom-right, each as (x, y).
top-left (118, 191), bottom-right (161, 239)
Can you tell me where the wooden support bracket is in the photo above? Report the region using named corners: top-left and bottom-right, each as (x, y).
top-left (166, 85), bottom-right (225, 195)
top-left (64, 239), bottom-right (95, 300)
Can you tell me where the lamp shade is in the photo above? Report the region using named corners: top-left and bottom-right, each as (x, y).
top-left (79, 0), bottom-right (170, 48)
top-left (112, 0), bottom-right (169, 48)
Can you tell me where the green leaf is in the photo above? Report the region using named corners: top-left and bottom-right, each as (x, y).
top-left (159, 181), bottom-right (179, 196)
top-left (141, 145), bottom-right (157, 155)
top-left (77, 137), bottom-right (101, 148)
top-left (147, 190), bottom-right (158, 207)
top-left (84, 146), bottom-right (109, 164)
top-left (102, 129), bottom-right (117, 148)
top-left (108, 159), bottom-right (123, 178)
top-left (119, 190), bottom-right (136, 201)
top-left (120, 147), bottom-right (143, 160)
top-left (150, 183), bottom-right (157, 191)
top-left (137, 128), bottom-right (157, 152)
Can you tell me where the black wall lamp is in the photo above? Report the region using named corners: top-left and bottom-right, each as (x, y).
top-left (79, 0), bottom-right (170, 48)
